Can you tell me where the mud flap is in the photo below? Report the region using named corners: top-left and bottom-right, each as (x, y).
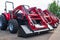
top-left (47, 24), bottom-right (54, 30)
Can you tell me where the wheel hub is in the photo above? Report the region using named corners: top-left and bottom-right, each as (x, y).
top-left (8, 23), bottom-right (13, 31)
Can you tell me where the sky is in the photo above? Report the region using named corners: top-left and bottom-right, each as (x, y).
top-left (0, 0), bottom-right (54, 14)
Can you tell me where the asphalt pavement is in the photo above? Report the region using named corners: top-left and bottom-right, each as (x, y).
top-left (49, 24), bottom-right (60, 40)
top-left (0, 29), bottom-right (54, 40)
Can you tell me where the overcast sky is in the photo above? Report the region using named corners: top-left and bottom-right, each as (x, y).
top-left (0, 0), bottom-right (55, 14)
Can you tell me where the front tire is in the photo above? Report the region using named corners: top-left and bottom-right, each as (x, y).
top-left (8, 19), bottom-right (18, 34)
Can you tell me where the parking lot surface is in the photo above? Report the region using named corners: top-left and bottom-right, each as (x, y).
top-left (0, 30), bottom-right (54, 40)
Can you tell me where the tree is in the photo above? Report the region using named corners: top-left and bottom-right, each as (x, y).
top-left (48, 1), bottom-right (60, 18)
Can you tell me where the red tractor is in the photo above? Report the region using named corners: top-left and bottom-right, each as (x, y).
top-left (0, 1), bottom-right (14, 30)
top-left (38, 9), bottom-right (59, 28)
top-left (0, 1), bottom-right (54, 37)
top-left (43, 10), bottom-right (59, 24)
top-left (28, 7), bottom-right (59, 28)
top-left (28, 7), bottom-right (54, 29)
top-left (10, 5), bottom-right (54, 37)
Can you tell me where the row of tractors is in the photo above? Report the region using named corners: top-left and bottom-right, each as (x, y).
top-left (0, 1), bottom-right (59, 37)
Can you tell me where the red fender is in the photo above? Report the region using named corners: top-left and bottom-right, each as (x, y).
top-left (2, 13), bottom-right (11, 21)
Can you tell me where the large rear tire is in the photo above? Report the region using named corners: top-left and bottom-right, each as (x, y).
top-left (0, 15), bottom-right (7, 30)
top-left (8, 19), bottom-right (18, 34)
